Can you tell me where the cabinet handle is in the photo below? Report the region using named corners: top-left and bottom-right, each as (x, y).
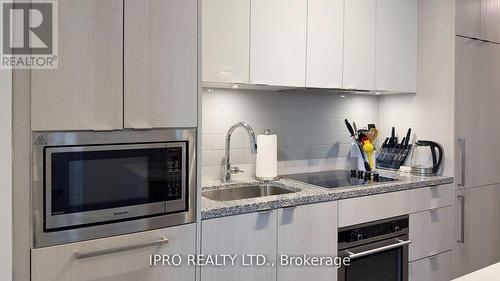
top-left (458, 195), bottom-right (465, 244)
top-left (74, 237), bottom-right (169, 259)
top-left (458, 138), bottom-right (466, 187)
top-left (90, 126), bottom-right (115, 132)
top-left (128, 123), bottom-right (154, 130)
top-left (428, 207), bottom-right (440, 213)
top-left (427, 252), bottom-right (440, 259)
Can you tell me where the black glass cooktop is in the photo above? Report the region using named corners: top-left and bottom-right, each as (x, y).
top-left (283, 170), bottom-right (397, 189)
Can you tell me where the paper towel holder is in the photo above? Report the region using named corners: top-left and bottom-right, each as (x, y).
top-left (255, 129), bottom-right (280, 182)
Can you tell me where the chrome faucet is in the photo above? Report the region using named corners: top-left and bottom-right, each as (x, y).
top-left (223, 122), bottom-right (258, 182)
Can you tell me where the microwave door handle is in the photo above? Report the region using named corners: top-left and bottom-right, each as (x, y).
top-left (346, 239), bottom-right (412, 260)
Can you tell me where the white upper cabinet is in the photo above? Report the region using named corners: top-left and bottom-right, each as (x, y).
top-left (456, 0), bottom-right (481, 38)
top-left (250, 0), bottom-right (307, 87)
top-left (481, 0), bottom-right (500, 43)
top-left (201, 0), bottom-right (419, 92)
top-left (343, 0), bottom-right (376, 90)
top-left (202, 0), bottom-right (250, 84)
top-left (124, 0), bottom-right (198, 129)
top-left (375, 0), bottom-right (418, 93)
top-left (31, 0), bottom-right (123, 131)
top-left (306, 0), bottom-right (344, 89)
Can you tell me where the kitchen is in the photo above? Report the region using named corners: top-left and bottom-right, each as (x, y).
top-left (0, 0), bottom-right (499, 280)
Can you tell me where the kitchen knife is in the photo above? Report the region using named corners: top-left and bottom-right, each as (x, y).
top-left (344, 119), bottom-right (356, 137)
top-left (382, 137), bottom-right (389, 148)
top-left (353, 122), bottom-right (358, 137)
top-left (404, 128), bottom-right (411, 148)
top-left (388, 127), bottom-right (396, 147)
top-left (400, 137), bottom-right (406, 148)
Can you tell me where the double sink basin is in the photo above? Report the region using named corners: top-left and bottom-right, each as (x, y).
top-left (202, 183), bottom-right (295, 201)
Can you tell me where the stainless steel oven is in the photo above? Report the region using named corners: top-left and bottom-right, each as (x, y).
top-left (32, 129), bottom-right (196, 247)
top-left (338, 216), bottom-right (411, 281)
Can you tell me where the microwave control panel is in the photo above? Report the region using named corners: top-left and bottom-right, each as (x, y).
top-left (165, 147), bottom-right (184, 200)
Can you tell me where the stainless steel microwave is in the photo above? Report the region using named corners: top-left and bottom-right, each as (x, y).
top-left (32, 129), bottom-right (196, 247)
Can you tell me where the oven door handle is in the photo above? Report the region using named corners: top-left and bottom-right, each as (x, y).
top-left (346, 239), bottom-right (412, 260)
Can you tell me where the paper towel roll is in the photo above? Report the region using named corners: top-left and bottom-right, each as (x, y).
top-left (256, 133), bottom-right (278, 180)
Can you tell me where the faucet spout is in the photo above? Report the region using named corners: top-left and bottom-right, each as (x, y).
top-left (223, 122), bottom-right (258, 182)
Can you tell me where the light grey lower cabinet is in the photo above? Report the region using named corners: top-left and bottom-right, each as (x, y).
top-left (31, 224), bottom-right (196, 281)
top-left (200, 201), bottom-right (338, 281)
top-left (454, 184), bottom-right (500, 278)
top-left (277, 202), bottom-right (338, 281)
top-left (409, 251), bottom-right (452, 281)
top-left (201, 210), bottom-right (277, 281)
top-left (409, 206), bottom-right (454, 262)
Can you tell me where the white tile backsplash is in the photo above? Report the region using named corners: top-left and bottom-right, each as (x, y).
top-left (201, 88), bottom-right (379, 183)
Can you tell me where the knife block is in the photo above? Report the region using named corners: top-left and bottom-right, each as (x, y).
top-left (376, 145), bottom-right (412, 170)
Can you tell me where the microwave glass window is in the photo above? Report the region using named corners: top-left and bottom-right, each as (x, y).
top-left (345, 248), bottom-right (403, 281)
top-left (49, 147), bottom-right (184, 215)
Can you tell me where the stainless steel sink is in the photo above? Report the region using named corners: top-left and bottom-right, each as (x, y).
top-left (202, 184), bottom-right (295, 201)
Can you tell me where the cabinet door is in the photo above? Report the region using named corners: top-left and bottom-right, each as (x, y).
top-left (409, 251), bottom-right (452, 281)
top-left (409, 184), bottom-right (454, 213)
top-left (306, 0), bottom-right (344, 89)
top-left (202, 0), bottom-right (250, 84)
top-left (481, 0), bottom-right (500, 43)
top-left (31, 0), bottom-right (123, 131)
top-left (31, 224), bottom-right (196, 281)
top-left (454, 185), bottom-right (500, 277)
top-left (201, 211), bottom-right (277, 281)
top-left (456, 0), bottom-right (481, 38)
top-left (343, 0), bottom-right (376, 90)
top-left (338, 190), bottom-right (409, 227)
top-left (455, 37), bottom-right (479, 189)
top-left (250, 0), bottom-right (307, 87)
top-left (409, 206), bottom-right (454, 262)
top-left (455, 37), bottom-right (499, 189)
top-left (277, 202), bottom-right (337, 281)
top-left (477, 42), bottom-right (500, 185)
top-left (375, 0), bottom-right (418, 93)
top-left (124, 0), bottom-right (198, 129)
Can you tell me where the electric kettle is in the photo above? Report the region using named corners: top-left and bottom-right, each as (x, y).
top-left (410, 140), bottom-right (443, 175)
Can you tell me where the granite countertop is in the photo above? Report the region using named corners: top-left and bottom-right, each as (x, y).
top-left (201, 170), bottom-right (454, 220)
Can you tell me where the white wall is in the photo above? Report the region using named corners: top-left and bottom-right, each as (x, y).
top-left (0, 69), bottom-right (13, 280)
top-left (202, 88), bottom-right (379, 183)
top-left (378, 0), bottom-right (455, 176)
